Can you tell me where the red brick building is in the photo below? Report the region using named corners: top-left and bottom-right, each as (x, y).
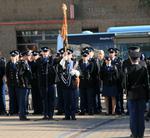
top-left (0, 0), bottom-right (149, 57)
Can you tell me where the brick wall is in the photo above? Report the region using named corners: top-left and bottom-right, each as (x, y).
top-left (0, 26), bottom-right (16, 57)
top-left (75, 0), bottom-right (150, 31)
top-left (0, 0), bottom-right (149, 30)
top-left (0, 0), bottom-right (149, 57)
top-left (0, 0), bottom-right (64, 21)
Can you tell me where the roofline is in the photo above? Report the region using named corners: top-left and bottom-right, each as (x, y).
top-left (107, 25), bottom-right (150, 33)
top-left (68, 32), bottom-right (114, 37)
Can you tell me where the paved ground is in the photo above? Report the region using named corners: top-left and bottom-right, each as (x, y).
top-left (0, 114), bottom-right (149, 138)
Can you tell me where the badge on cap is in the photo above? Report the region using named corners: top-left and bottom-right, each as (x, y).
top-left (41, 47), bottom-right (49, 52)
top-left (82, 47), bottom-right (94, 53)
top-left (58, 48), bottom-right (65, 54)
top-left (10, 51), bottom-right (17, 57)
top-left (32, 51), bottom-right (39, 56)
top-left (108, 48), bottom-right (115, 53)
top-left (81, 51), bottom-right (89, 57)
top-left (88, 47), bottom-right (94, 52)
top-left (20, 51), bottom-right (30, 57)
top-left (14, 50), bottom-right (20, 55)
top-left (67, 48), bottom-right (73, 54)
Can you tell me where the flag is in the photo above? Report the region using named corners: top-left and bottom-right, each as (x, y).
top-left (57, 33), bottom-right (63, 52)
top-left (61, 3), bottom-right (68, 50)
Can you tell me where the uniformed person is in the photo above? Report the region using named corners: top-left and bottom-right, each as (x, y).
top-left (114, 48), bottom-right (124, 114)
top-left (37, 47), bottom-right (56, 120)
top-left (101, 48), bottom-right (119, 115)
top-left (122, 46), bottom-right (147, 115)
top-left (55, 48), bottom-right (65, 115)
top-left (122, 49), bottom-right (150, 138)
top-left (78, 49), bottom-right (95, 115)
top-left (16, 51), bottom-right (32, 120)
top-left (30, 51), bottom-right (43, 115)
top-left (72, 55), bottom-right (80, 113)
top-left (58, 48), bottom-right (79, 120)
top-left (25, 50), bottom-right (33, 114)
top-left (6, 50), bottom-right (19, 115)
top-left (102, 48), bottom-right (119, 115)
top-left (0, 51), bottom-right (7, 115)
top-left (88, 47), bottom-right (102, 114)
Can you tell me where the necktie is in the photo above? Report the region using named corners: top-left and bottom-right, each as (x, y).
top-left (83, 62), bottom-right (87, 70)
top-left (12, 63), bottom-right (16, 70)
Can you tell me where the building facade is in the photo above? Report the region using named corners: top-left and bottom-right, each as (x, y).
top-left (0, 0), bottom-right (150, 57)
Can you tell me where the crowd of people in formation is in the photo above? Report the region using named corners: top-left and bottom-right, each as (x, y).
top-left (0, 46), bottom-right (150, 136)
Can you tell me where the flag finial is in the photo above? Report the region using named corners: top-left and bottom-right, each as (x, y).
top-left (62, 3), bottom-right (67, 12)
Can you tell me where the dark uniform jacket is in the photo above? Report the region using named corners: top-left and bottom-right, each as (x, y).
top-left (37, 56), bottom-right (56, 88)
top-left (112, 57), bottom-right (123, 92)
top-left (79, 59), bottom-right (96, 88)
top-left (89, 58), bottom-right (99, 89)
top-left (58, 59), bottom-right (76, 89)
top-left (122, 58), bottom-right (147, 71)
top-left (53, 57), bottom-right (62, 84)
top-left (125, 64), bottom-right (150, 100)
top-left (30, 61), bottom-right (38, 81)
top-left (16, 60), bottom-right (32, 89)
top-left (100, 62), bottom-right (119, 86)
top-left (6, 61), bottom-right (17, 87)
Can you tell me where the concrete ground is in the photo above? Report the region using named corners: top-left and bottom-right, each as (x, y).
top-left (0, 114), bottom-right (149, 138)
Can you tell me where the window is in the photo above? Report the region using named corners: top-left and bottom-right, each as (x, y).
top-left (16, 30), bottom-right (58, 52)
